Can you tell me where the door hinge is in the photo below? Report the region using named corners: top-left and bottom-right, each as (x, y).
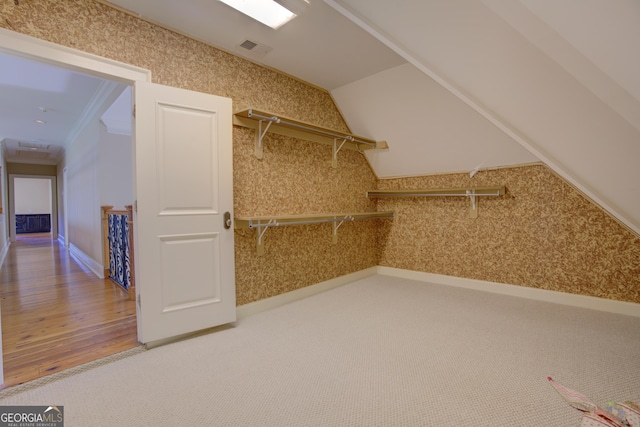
top-left (134, 200), bottom-right (137, 213)
top-left (132, 104), bottom-right (136, 118)
top-left (137, 293), bottom-right (141, 308)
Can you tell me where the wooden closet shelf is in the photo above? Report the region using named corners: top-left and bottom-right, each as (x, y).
top-left (367, 186), bottom-right (505, 198)
top-left (234, 108), bottom-right (388, 167)
top-left (235, 211), bottom-right (395, 255)
top-left (367, 186), bottom-right (506, 219)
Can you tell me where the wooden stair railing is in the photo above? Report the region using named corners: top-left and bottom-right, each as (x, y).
top-left (101, 205), bottom-right (136, 300)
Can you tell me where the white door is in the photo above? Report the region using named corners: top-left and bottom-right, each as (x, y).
top-left (134, 82), bottom-right (235, 344)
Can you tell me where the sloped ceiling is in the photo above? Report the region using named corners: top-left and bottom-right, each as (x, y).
top-left (326, 0), bottom-right (640, 235)
top-left (330, 63), bottom-right (539, 178)
top-left (3, 1), bottom-right (638, 235)
top-left (100, 0), bottom-right (406, 90)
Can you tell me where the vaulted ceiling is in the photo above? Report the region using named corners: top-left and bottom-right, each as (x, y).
top-left (326, 0), bottom-right (640, 236)
top-left (1, 0), bottom-right (638, 235)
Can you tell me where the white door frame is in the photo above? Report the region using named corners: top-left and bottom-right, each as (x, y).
top-left (8, 174), bottom-right (57, 242)
top-left (0, 28), bottom-right (152, 386)
top-left (0, 29), bottom-right (152, 84)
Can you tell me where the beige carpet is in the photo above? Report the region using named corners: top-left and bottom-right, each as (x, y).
top-left (1, 275), bottom-right (639, 426)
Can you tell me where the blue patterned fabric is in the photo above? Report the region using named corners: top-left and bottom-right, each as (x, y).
top-left (108, 213), bottom-right (130, 290)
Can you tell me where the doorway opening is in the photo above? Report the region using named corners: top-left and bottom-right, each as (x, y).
top-left (0, 28), bottom-right (238, 387)
top-left (9, 175), bottom-right (56, 241)
top-left (0, 233), bottom-right (138, 388)
top-left (0, 33), bottom-right (146, 387)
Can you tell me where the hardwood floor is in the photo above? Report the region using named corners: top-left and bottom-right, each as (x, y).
top-left (0, 233), bottom-right (138, 389)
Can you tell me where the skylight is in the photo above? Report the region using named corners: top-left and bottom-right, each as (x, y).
top-left (219, 0), bottom-right (299, 29)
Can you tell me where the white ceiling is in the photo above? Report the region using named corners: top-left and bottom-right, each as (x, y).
top-left (0, 53), bottom-right (116, 164)
top-left (1, 0), bottom-right (638, 234)
top-left (325, 0), bottom-right (640, 234)
top-left (0, 49), bottom-right (132, 165)
top-left (100, 0), bottom-right (407, 91)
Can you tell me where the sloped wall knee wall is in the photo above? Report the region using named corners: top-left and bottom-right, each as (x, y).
top-left (376, 164), bottom-right (640, 304)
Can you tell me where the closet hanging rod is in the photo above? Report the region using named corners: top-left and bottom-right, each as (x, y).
top-left (246, 110), bottom-right (377, 147)
top-left (367, 186), bottom-right (505, 198)
top-left (235, 211), bottom-right (395, 255)
top-left (242, 216), bottom-right (380, 229)
top-left (236, 211), bottom-right (395, 229)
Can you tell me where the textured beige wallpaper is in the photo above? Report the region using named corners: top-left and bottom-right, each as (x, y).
top-left (3, 1), bottom-right (638, 306)
top-left (0, 0), bottom-right (379, 305)
top-left (0, 1), bottom-right (347, 131)
top-left (376, 164), bottom-right (640, 304)
top-left (233, 128), bottom-right (379, 304)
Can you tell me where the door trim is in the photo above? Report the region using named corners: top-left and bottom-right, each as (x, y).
top-left (0, 28), bottom-right (153, 387)
top-left (8, 174), bottom-right (57, 242)
top-left (0, 28), bottom-right (151, 83)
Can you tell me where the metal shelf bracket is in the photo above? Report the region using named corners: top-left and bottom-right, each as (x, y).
top-left (255, 219), bottom-right (276, 256)
top-left (467, 189), bottom-right (478, 219)
top-left (255, 116), bottom-right (279, 159)
top-left (235, 211), bottom-right (394, 256)
top-left (332, 137), bottom-right (351, 168)
top-left (332, 215), bottom-right (353, 243)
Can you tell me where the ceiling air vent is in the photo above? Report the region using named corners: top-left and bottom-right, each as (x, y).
top-left (240, 40), bottom-right (258, 51)
top-left (237, 39), bottom-right (273, 59)
top-left (18, 141), bottom-right (51, 150)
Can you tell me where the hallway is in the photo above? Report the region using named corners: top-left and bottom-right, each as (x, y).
top-left (0, 233), bottom-right (138, 388)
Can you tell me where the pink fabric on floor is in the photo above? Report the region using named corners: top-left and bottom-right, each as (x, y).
top-left (547, 377), bottom-right (639, 427)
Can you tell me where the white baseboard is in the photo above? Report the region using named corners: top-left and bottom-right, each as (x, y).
top-left (236, 267), bottom-right (378, 319)
top-left (68, 243), bottom-right (105, 279)
top-left (221, 264), bottom-right (640, 323)
top-left (0, 239), bottom-right (10, 270)
top-left (146, 268), bottom-right (378, 348)
top-left (376, 266), bottom-right (640, 318)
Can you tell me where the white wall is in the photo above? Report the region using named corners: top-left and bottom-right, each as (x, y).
top-left (0, 144), bottom-right (8, 268)
top-left (63, 117), bottom-right (103, 274)
top-left (0, 144), bottom-right (7, 385)
top-left (57, 166), bottom-right (65, 243)
top-left (327, 0), bottom-right (640, 235)
top-left (98, 122), bottom-right (133, 209)
top-left (60, 84), bottom-right (132, 277)
top-left (332, 63), bottom-right (539, 177)
top-left (14, 177), bottom-right (51, 214)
